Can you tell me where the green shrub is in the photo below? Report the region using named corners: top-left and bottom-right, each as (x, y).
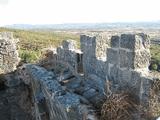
top-left (151, 63), bottom-right (158, 71)
top-left (19, 50), bottom-right (41, 63)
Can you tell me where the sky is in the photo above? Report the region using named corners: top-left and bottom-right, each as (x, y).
top-left (0, 0), bottom-right (160, 26)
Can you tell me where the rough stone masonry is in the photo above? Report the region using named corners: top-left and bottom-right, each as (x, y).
top-left (0, 32), bottom-right (20, 73)
top-left (0, 32), bottom-right (33, 120)
top-left (0, 32), bottom-right (159, 120)
top-left (23, 32), bottom-right (159, 120)
top-left (80, 33), bottom-right (154, 106)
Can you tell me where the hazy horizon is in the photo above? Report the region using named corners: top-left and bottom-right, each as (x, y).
top-left (0, 0), bottom-right (160, 26)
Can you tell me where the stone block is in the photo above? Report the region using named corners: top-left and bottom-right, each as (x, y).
top-left (135, 33), bottom-right (150, 49)
top-left (0, 32), bottom-right (19, 73)
top-left (109, 65), bottom-right (119, 84)
top-left (111, 35), bottom-right (120, 48)
top-left (134, 50), bottom-right (150, 69)
top-left (80, 35), bottom-right (86, 52)
top-left (62, 40), bottom-right (77, 50)
top-left (4, 73), bottom-right (20, 87)
top-left (107, 48), bottom-right (118, 64)
top-left (118, 68), bottom-right (131, 88)
top-left (120, 33), bottom-right (151, 51)
top-left (119, 50), bottom-right (134, 69)
top-left (94, 60), bottom-right (107, 80)
top-left (129, 71), bottom-right (141, 100)
top-left (86, 35), bottom-right (96, 47)
top-left (140, 77), bottom-right (153, 107)
top-left (120, 34), bottom-right (136, 50)
top-left (95, 33), bottom-right (109, 59)
top-left (81, 35), bottom-right (96, 58)
top-left (119, 49), bottom-right (150, 69)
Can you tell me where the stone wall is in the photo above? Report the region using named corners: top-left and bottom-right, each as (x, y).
top-left (80, 33), bottom-right (157, 107)
top-left (39, 40), bottom-right (83, 79)
top-left (0, 32), bottom-right (20, 73)
top-left (24, 65), bottom-right (69, 120)
top-left (80, 33), bottom-right (110, 79)
top-left (22, 64), bottom-right (97, 120)
top-left (0, 32), bottom-right (34, 120)
top-left (106, 33), bottom-right (152, 106)
top-left (57, 40), bottom-right (80, 73)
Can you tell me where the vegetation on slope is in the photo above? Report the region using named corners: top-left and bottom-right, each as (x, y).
top-left (0, 27), bottom-right (79, 63)
top-left (150, 44), bottom-right (160, 71)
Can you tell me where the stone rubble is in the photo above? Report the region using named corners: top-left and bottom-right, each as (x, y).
top-left (22, 64), bottom-right (98, 120)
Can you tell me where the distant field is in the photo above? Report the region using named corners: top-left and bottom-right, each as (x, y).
top-left (0, 28), bottom-right (160, 69)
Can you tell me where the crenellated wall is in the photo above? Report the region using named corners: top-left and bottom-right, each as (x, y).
top-left (39, 32), bottom-right (157, 108)
top-left (1, 31), bottom-right (157, 120)
top-left (80, 33), bottom-right (156, 106)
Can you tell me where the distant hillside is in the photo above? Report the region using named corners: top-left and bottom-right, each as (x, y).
top-left (4, 22), bottom-right (160, 30)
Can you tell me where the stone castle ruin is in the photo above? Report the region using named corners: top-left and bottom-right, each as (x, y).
top-left (0, 32), bottom-right (159, 120)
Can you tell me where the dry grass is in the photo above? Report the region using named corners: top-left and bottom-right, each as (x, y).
top-left (148, 79), bottom-right (160, 118)
top-left (100, 80), bottom-right (140, 120)
top-left (100, 79), bottom-right (160, 120)
top-left (100, 92), bottom-right (139, 120)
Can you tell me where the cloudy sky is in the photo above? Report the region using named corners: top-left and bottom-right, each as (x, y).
top-left (0, 0), bottom-right (160, 26)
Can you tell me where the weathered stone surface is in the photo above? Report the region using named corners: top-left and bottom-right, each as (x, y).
top-left (78, 74), bottom-right (106, 106)
top-left (95, 33), bottom-right (109, 60)
top-left (120, 33), bottom-right (150, 51)
top-left (130, 71), bottom-right (141, 98)
top-left (120, 34), bottom-right (136, 50)
top-left (140, 77), bottom-right (153, 106)
top-left (80, 35), bottom-right (87, 53)
top-left (107, 48), bottom-right (119, 64)
top-left (81, 35), bottom-right (96, 58)
top-left (135, 33), bottom-right (150, 49)
top-left (4, 71), bottom-right (21, 87)
top-left (0, 85), bottom-right (34, 120)
top-left (0, 32), bottom-right (20, 73)
top-left (94, 60), bottom-right (107, 80)
top-left (118, 68), bottom-right (132, 88)
top-left (64, 77), bottom-right (82, 90)
top-left (81, 34), bottom-right (109, 79)
top-left (134, 50), bottom-right (151, 69)
top-left (25, 65), bottom-right (62, 94)
top-left (111, 35), bottom-right (120, 48)
top-left (58, 92), bottom-right (80, 109)
top-left (62, 40), bottom-right (77, 50)
top-left (109, 64), bottom-right (119, 83)
top-left (23, 64), bottom-right (98, 120)
top-left (56, 41), bottom-right (82, 74)
top-left (119, 50), bottom-right (134, 69)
